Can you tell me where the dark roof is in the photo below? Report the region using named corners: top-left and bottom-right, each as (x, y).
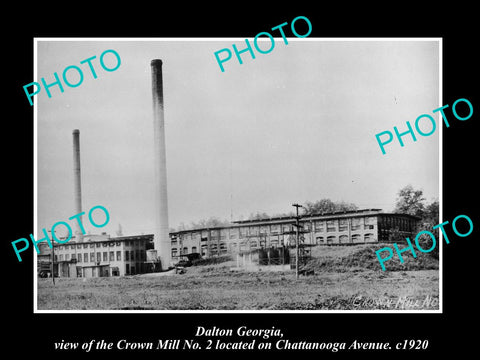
top-left (111, 234), bottom-right (154, 241)
top-left (52, 234), bottom-right (154, 247)
top-left (170, 208), bottom-right (421, 235)
top-left (233, 208), bottom-right (383, 224)
top-left (378, 212), bottom-right (422, 220)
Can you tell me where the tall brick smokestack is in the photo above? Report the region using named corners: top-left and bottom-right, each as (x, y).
top-left (151, 59), bottom-right (171, 270)
top-left (72, 129), bottom-right (84, 242)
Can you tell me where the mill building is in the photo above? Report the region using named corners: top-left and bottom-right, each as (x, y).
top-left (37, 208), bottom-right (419, 278)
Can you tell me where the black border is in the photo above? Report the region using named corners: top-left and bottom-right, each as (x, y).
top-left (6, 5), bottom-right (478, 358)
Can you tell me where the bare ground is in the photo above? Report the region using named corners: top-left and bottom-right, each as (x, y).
top-left (37, 266), bottom-right (439, 311)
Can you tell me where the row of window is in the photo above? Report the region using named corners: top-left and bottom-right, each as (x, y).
top-left (173, 225), bottom-right (377, 249)
top-left (315, 219), bottom-right (376, 232)
top-left (171, 246), bottom-right (198, 257)
top-left (55, 240), bottom-right (145, 251)
top-left (172, 238), bottom-right (291, 257)
top-left (174, 226), bottom-right (292, 242)
top-left (175, 231), bottom-right (378, 253)
top-left (171, 245), bottom-right (230, 257)
top-left (315, 233), bottom-right (375, 244)
top-left (173, 218), bottom-right (378, 242)
top-left (54, 250), bottom-right (146, 263)
top-left (316, 224), bottom-right (375, 232)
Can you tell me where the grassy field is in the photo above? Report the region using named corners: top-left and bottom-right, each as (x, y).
top-left (37, 244), bottom-right (439, 311)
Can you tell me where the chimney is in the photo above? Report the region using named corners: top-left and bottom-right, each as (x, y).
top-left (151, 59), bottom-right (171, 270)
top-left (72, 129), bottom-right (84, 242)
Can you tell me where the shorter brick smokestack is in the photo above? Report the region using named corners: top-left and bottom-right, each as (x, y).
top-left (72, 129), bottom-right (84, 242)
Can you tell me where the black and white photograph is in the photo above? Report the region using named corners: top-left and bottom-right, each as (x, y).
top-left (34, 39), bottom-right (440, 312)
top-left (5, 7), bottom-right (478, 357)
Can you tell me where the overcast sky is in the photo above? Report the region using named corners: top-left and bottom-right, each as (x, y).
top-left (36, 39), bottom-right (440, 237)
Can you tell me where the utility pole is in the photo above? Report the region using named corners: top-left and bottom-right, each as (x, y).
top-left (49, 230), bottom-right (55, 286)
top-left (292, 203), bottom-right (304, 280)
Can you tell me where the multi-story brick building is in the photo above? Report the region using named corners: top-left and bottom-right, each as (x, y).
top-left (37, 209), bottom-right (420, 278)
top-left (37, 233), bottom-right (153, 278)
top-left (170, 209), bottom-right (420, 261)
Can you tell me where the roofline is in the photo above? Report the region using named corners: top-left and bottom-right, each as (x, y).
top-left (169, 209), bottom-right (421, 235)
top-left (111, 234), bottom-right (154, 241)
top-left (52, 234), bottom-right (154, 245)
top-left (233, 208), bottom-right (383, 224)
top-left (379, 212), bottom-right (422, 220)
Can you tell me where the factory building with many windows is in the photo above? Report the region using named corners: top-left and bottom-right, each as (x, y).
top-left (37, 209), bottom-right (419, 278)
top-left (37, 234), bottom-right (153, 278)
top-left (170, 209), bottom-right (420, 260)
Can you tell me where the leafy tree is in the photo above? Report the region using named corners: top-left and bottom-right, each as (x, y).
top-left (175, 222), bottom-right (188, 231)
top-left (189, 216), bottom-right (230, 230)
top-left (418, 199), bottom-right (439, 259)
top-left (423, 199), bottom-right (439, 226)
top-left (394, 185), bottom-right (426, 218)
top-left (304, 198), bottom-right (358, 215)
top-left (394, 185), bottom-right (439, 259)
top-left (247, 211), bottom-right (295, 220)
top-left (247, 211), bottom-right (271, 220)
